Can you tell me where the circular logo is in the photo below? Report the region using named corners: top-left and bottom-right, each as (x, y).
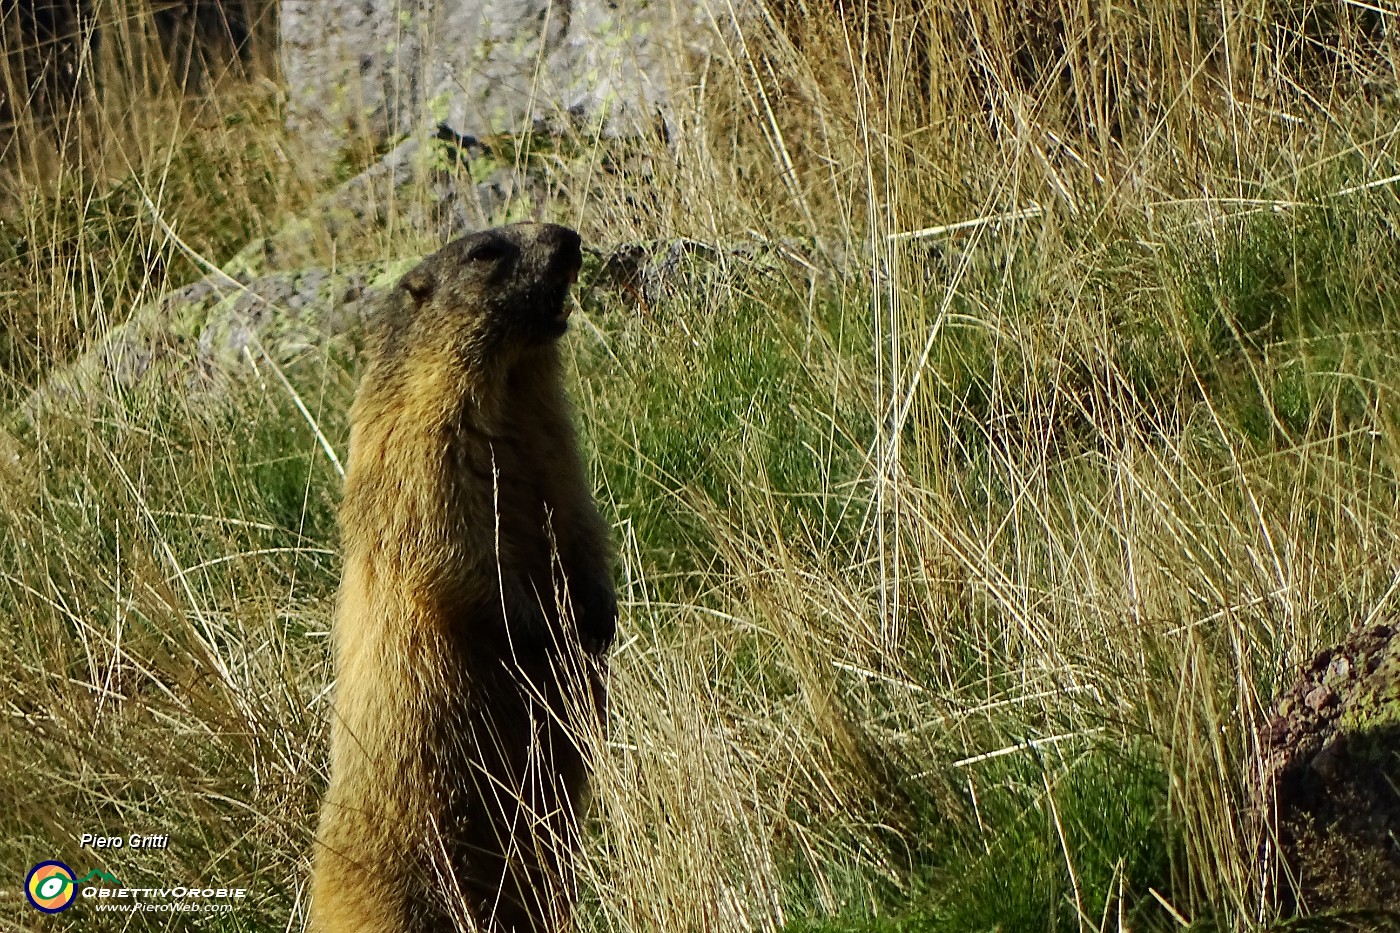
top-left (25, 861), bottom-right (77, 913)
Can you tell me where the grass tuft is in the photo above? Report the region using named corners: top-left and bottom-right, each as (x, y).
top-left (3, 0), bottom-right (1400, 929)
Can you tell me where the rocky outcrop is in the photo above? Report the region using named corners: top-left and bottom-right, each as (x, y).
top-left (1256, 623), bottom-right (1400, 915)
top-left (279, 0), bottom-right (718, 154)
top-left (223, 131), bottom-right (538, 275)
top-left (15, 262), bottom-right (408, 426)
top-left (12, 214), bottom-right (819, 427)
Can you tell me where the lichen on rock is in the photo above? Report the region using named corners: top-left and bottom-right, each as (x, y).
top-left (14, 261), bottom-right (411, 428)
top-left (1254, 622), bottom-right (1400, 914)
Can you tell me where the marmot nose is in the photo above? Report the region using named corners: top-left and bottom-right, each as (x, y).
top-left (534, 224), bottom-right (582, 280)
top-left (539, 224), bottom-right (582, 264)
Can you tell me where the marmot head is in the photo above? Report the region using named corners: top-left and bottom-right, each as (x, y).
top-left (384, 223), bottom-right (584, 372)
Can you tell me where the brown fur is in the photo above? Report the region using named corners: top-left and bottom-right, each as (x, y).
top-left (310, 223), bottom-right (615, 933)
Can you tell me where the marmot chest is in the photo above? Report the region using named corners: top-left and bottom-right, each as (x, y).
top-left (448, 422), bottom-right (579, 572)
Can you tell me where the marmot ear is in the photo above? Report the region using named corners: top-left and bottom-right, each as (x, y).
top-left (400, 267), bottom-right (436, 304)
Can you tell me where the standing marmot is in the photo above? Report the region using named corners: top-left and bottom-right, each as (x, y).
top-left (310, 223), bottom-right (616, 933)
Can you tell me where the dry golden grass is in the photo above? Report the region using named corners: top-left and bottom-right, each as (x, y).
top-left (2, 1), bottom-right (1399, 930)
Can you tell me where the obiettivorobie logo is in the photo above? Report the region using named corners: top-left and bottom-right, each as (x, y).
top-left (23, 860), bottom-right (247, 915)
top-left (25, 862), bottom-right (121, 914)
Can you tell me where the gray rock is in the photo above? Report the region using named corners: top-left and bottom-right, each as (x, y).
top-left (227, 136), bottom-right (489, 275)
top-left (10, 232), bottom-right (817, 429)
top-left (281, 0), bottom-right (719, 154)
top-left (1253, 623), bottom-right (1400, 914)
top-left (15, 263), bottom-right (412, 426)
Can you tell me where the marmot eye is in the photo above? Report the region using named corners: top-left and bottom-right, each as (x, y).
top-left (466, 241), bottom-right (509, 263)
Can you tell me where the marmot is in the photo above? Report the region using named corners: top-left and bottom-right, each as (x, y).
top-left (310, 223), bottom-right (616, 933)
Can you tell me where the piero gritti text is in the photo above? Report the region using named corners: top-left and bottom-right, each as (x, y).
top-left (79, 833), bottom-right (170, 850)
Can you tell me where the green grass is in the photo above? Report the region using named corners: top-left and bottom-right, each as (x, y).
top-left (781, 742), bottom-right (1174, 931)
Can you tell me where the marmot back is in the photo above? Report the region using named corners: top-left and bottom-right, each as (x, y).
top-left (310, 223), bottom-right (616, 933)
